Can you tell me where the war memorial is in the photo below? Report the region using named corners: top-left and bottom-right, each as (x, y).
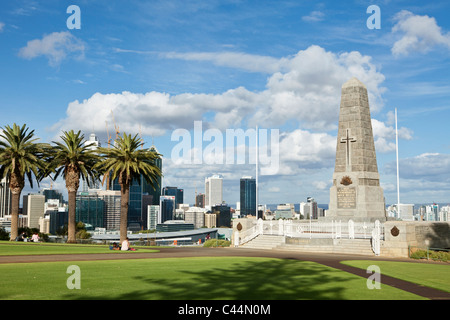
top-left (233, 78), bottom-right (450, 257)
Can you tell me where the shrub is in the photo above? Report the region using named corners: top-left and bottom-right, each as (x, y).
top-left (410, 248), bottom-right (450, 262)
top-left (203, 239), bottom-right (231, 248)
top-left (0, 228), bottom-right (9, 240)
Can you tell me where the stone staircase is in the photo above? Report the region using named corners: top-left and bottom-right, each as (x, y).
top-left (278, 238), bottom-right (375, 256)
top-left (242, 235), bottom-right (375, 256)
top-left (242, 235), bottom-right (286, 250)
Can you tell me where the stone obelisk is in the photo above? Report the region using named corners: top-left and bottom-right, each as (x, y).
top-left (327, 77), bottom-right (386, 222)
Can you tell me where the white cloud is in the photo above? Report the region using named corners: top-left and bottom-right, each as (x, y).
top-left (312, 181), bottom-right (329, 190)
top-left (254, 45), bottom-right (385, 130)
top-left (385, 153), bottom-right (450, 181)
top-left (18, 31), bottom-right (85, 67)
top-left (278, 129), bottom-right (336, 171)
top-left (163, 51), bottom-right (288, 74)
top-left (391, 10), bottom-right (450, 56)
top-left (302, 11), bottom-right (325, 22)
top-left (0, 22), bottom-right (5, 32)
top-left (52, 45), bottom-right (388, 159)
top-left (371, 118), bottom-right (413, 153)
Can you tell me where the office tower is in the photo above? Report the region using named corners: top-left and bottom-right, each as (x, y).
top-left (205, 175), bottom-right (223, 207)
top-left (147, 205), bottom-right (159, 230)
top-left (23, 194), bottom-right (45, 229)
top-left (96, 190), bottom-right (121, 230)
top-left (83, 133), bottom-right (101, 192)
top-left (148, 145), bottom-right (162, 206)
top-left (42, 188), bottom-right (64, 203)
top-left (240, 176), bottom-right (256, 217)
top-left (195, 193), bottom-right (205, 208)
top-left (159, 195), bottom-right (175, 224)
top-left (141, 194), bottom-right (153, 229)
top-left (185, 207), bottom-right (206, 229)
top-left (49, 209), bottom-right (68, 235)
top-left (307, 197), bottom-right (319, 219)
top-left (76, 194), bottom-right (104, 229)
top-left (299, 202), bottom-right (308, 219)
top-left (163, 187), bottom-right (184, 209)
top-left (0, 177), bottom-right (12, 218)
top-left (211, 203), bottom-right (231, 227)
top-left (205, 213), bottom-right (217, 228)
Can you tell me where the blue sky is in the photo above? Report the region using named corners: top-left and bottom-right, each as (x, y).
top-left (1, 0), bottom-right (450, 206)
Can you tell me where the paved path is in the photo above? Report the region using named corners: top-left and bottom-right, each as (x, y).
top-left (1, 246), bottom-right (449, 300)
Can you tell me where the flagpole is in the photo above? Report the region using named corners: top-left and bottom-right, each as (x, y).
top-left (395, 108), bottom-right (400, 218)
top-left (256, 126), bottom-right (259, 220)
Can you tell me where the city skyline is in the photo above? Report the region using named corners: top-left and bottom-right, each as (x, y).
top-left (1, 1), bottom-right (450, 206)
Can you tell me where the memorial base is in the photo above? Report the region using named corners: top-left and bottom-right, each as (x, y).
top-left (326, 171), bottom-right (386, 222)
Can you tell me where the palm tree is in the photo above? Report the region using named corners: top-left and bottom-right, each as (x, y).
top-left (46, 130), bottom-right (100, 243)
top-left (96, 132), bottom-right (162, 243)
top-left (0, 124), bottom-right (48, 241)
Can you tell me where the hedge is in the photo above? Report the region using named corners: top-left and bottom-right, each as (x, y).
top-left (203, 239), bottom-right (231, 247)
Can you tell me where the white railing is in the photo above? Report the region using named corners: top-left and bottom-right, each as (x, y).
top-left (237, 219), bottom-right (384, 250)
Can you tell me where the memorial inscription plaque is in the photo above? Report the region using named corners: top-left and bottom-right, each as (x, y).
top-left (337, 187), bottom-right (356, 209)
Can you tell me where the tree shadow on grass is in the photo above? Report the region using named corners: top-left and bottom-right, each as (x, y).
top-left (66, 258), bottom-right (359, 300)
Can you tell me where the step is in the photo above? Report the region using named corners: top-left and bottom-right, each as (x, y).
top-left (277, 239), bottom-right (375, 256)
top-left (242, 235), bottom-right (285, 250)
top-left (241, 235), bottom-right (376, 255)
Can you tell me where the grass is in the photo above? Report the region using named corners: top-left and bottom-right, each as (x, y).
top-left (0, 256), bottom-right (426, 300)
top-left (0, 241), bottom-right (159, 255)
top-left (341, 260), bottom-right (450, 293)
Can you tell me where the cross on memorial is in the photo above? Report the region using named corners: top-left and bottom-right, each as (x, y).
top-left (340, 129), bottom-right (356, 170)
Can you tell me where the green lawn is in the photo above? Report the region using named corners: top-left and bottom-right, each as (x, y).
top-left (0, 257), bottom-right (426, 300)
top-left (0, 241), bottom-right (159, 255)
top-left (341, 260), bottom-right (450, 293)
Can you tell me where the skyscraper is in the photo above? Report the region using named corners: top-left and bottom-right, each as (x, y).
top-left (0, 177), bottom-right (11, 218)
top-left (240, 176), bottom-right (256, 217)
top-left (97, 190), bottom-right (121, 230)
top-left (23, 194), bottom-right (45, 229)
top-left (76, 193), bottom-right (104, 229)
top-left (159, 195), bottom-right (175, 224)
top-left (195, 193), bottom-right (205, 208)
top-left (148, 145), bottom-right (162, 206)
top-left (83, 133), bottom-right (101, 192)
top-left (212, 203), bottom-right (231, 227)
top-left (163, 186), bottom-right (184, 209)
top-left (205, 175), bottom-right (223, 207)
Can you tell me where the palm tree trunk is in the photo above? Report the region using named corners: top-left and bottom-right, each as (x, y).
top-left (67, 190), bottom-right (77, 243)
top-left (9, 191), bottom-right (21, 241)
top-left (66, 168), bottom-right (80, 244)
top-left (120, 182), bottom-right (130, 244)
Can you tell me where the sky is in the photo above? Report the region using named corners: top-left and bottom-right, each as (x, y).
top-left (1, 0), bottom-right (450, 207)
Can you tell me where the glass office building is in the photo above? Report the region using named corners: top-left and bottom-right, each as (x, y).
top-left (240, 176), bottom-right (256, 217)
top-left (75, 194), bottom-right (104, 229)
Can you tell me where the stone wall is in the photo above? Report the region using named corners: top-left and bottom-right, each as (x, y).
top-left (382, 221), bottom-right (450, 257)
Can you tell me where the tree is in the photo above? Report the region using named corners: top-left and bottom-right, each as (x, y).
top-left (0, 124), bottom-right (47, 241)
top-left (46, 130), bottom-right (100, 243)
top-left (96, 132), bottom-right (162, 243)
